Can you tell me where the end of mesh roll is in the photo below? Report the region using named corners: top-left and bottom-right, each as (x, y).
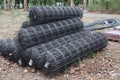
top-left (27, 47), bottom-right (46, 69)
top-left (18, 29), bottom-right (29, 49)
top-left (0, 38), bottom-right (21, 62)
top-left (18, 48), bottom-right (34, 67)
top-left (0, 40), bottom-right (12, 57)
top-left (94, 32), bottom-right (108, 48)
top-left (75, 7), bottom-right (83, 18)
top-left (21, 21), bottom-right (32, 28)
top-left (29, 6), bottom-right (40, 21)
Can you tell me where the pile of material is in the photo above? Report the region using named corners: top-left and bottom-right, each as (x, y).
top-left (0, 6), bottom-right (108, 75)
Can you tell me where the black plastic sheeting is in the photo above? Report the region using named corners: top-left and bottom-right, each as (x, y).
top-left (18, 17), bottom-right (83, 49)
top-left (29, 6), bottom-right (83, 25)
top-left (43, 33), bottom-right (107, 75)
top-left (18, 30), bottom-right (90, 67)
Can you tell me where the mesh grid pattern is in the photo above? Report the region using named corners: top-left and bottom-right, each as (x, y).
top-left (29, 6), bottom-right (83, 25)
top-left (18, 17), bottom-right (83, 49)
top-left (0, 38), bottom-right (22, 61)
top-left (19, 30), bottom-right (90, 67)
top-left (0, 6), bottom-right (109, 75)
top-left (43, 33), bottom-right (107, 74)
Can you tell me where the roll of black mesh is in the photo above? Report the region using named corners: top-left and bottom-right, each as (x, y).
top-left (0, 38), bottom-right (22, 61)
top-left (21, 21), bottom-right (32, 28)
top-left (19, 30), bottom-right (90, 67)
top-left (43, 33), bottom-right (108, 75)
top-left (29, 6), bottom-right (83, 25)
top-left (18, 17), bottom-right (83, 49)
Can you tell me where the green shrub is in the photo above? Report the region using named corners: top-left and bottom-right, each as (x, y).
top-left (88, 0), bottom-right (120, 13)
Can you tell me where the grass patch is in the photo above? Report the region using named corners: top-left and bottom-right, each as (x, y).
top-left (11, 11), bottom-right (22, 19)
top-left (64, 68), bottom-right (68, 74)
top-left (88, 52), bottom-right (97, 58)
top-left (0, 9), bottom-right (3, 14)
top-left (73, 59), bottom-right (83, 67)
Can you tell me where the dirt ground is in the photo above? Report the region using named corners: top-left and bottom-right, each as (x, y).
top-left (0, 10), bottom-right (120, 80)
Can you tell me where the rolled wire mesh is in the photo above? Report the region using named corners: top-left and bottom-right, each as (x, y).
top-left (43, 33), bottom-right (108, 75)
top-left (18, 17), bottom-right (83, 49)
top-left (29, 6), bottom-right (83, 25)
top-left (21, 21), bottom-right (32, 28)
top-left (0, 38), bottom-right (22, 61)
top-left (19, 30), bottom-right (90, 67)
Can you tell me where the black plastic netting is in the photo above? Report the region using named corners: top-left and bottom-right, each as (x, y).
top-left (19, 30), bottom-right (90, 67)
top-left (18, 17), bottom-right (83, 49)
top-left (0, 38), bottom-right (22, 61)
top-left (29, 6), bottom-right (83, 25)
top-left (43, 33), bottom-right (108, 75)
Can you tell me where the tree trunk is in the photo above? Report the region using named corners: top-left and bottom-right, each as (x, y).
top-left (7, 0), bottom-right (10, 11)
top-left (24, 0), bottom-right (28, 11)
top-left (12, 0), bottom-right (15, 9)
top-left (70, 0), bottom-right (75, 7)
top-left (49, 0), bottom-right (52, 5)
top-left (83, 0), bottom-right (87, 10)
top-left (4, 0), bottom-right (11, 11)
top-left (4, 0), bottom-right (7, 10)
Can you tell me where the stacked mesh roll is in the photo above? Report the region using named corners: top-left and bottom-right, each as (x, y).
top-left (19, 31), bottom-right (107, 74)
top-left (18, 17), bottom-right (83, 49)
top-left (19, 31), bottom-right (90, 67)
top-left (0, 6), bottom-right (83, 63)
top-left (0, 6), bottom-right (108, 75)
top-left (29, 6), bottom-right (83, 25)
top-left (43, 33), bottom-right (107, 75)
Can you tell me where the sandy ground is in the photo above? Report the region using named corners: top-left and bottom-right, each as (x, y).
top-left (0, 10), bottom-right (120, 80)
